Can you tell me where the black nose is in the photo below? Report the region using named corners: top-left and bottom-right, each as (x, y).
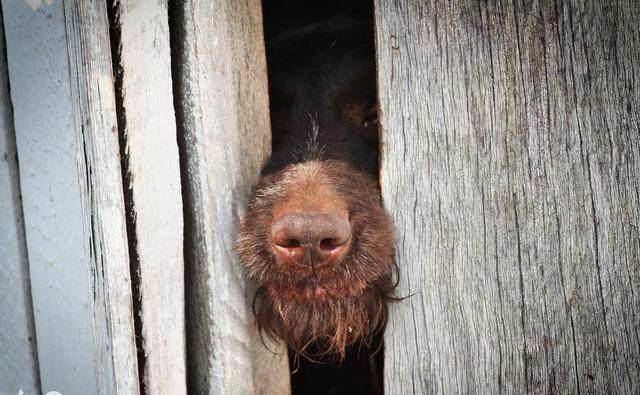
top-left (271, 211), bottom-right (350, 270)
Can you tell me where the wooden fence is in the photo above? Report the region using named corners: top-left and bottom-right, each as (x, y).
top-left (376, 1), bottom-right (640, 393)
top-left (0, 0), bottom-right (638, 394)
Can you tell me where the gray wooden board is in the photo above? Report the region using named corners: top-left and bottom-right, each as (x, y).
top-left (0, 12), bottom-right (40, 395)
top-left (375, 0), bottom-right (640, 393)
top-left (114, 0), bottom-right (186, 393)
top-left (2, 0), bottom-right (138, 393)
top-left (171, 0), bottom-right (291, 393)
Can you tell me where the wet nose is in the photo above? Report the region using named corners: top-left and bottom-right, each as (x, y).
top-left (271, 211), bottom-right (351, 270)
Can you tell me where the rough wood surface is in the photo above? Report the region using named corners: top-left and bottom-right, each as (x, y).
top-left (375, 0), bottom-right (640, 393)
top-left (2, 1), bottom-right (138, 393)
top-left (0, 14), bottom-right (40, 395)
top-left (170, 0), bottom-right (290, 393)
top-left (112, 0), bottom-right (186, 393)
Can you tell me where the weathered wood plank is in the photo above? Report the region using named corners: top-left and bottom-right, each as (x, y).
top-left (0, 13), bottom-right (40, 395)
top-left (111, 0), bottom-right (186, 393)
top-left (1, 1), bottom-right (138, 393)
top-left (170, 0), bottom-right (290, 393)
top-left (375, 0), bottom-right (640, 393)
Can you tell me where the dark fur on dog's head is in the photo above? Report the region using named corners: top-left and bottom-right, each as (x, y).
top-left (236, 19), bottom-right (397, 360)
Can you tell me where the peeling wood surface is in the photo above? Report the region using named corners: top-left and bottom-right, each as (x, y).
top-left (2, 1), bottom-right (138, 393)
top-left (375, 0), bottom-right (640, 393)
top-left (0, 15), bottom-right (40, 395)
top-left (112, 0), bottom-right (186, 393)
top-left (170, 0), bottom-right (291, 393)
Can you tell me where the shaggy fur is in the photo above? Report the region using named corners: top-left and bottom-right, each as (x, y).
top-left (236, 19), bottom-right (397, 360)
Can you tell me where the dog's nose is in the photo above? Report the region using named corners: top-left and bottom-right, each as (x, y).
top-left (271, 211), bottom-right (350, 270)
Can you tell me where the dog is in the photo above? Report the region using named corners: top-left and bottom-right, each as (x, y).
top-left (237, 18), bottom-right (397, 362)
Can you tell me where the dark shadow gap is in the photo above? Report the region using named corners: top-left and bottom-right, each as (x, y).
top-left (166, 2), bottom-right (203, 393)
top-left (262, 1), bottom-right (385, 394)
top-left (106, 1), bottom-right (146, 393)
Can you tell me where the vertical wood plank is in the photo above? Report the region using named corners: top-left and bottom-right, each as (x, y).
top-left (1, 1), bottom-right (138, 393)
top-left (375, 0), bottom-right (640, 393)
top-left (111, 0), bottom-right (186, 393)
top-left (0, 11), bottom-right (40, 395)
top-left (170, 0), bottom-right (291, 393)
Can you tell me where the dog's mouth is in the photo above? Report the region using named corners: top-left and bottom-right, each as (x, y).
top-left (287, 274), bottom-right (332, 302)
top-left (304, 275), bottom-right (319, 288)
top-left (267, 267), bottom-right (370, 304)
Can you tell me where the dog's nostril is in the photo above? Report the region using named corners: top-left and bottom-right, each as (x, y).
top-left (277, 238), bottom-right (301, 249)
top-left (320, 238), bottom-right (342, 250)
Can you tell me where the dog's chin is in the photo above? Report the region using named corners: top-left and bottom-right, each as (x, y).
top-left (255, 275), bottom-right (391, 359)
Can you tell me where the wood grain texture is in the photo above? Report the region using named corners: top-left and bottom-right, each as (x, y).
top-left (2, 0), bottom-right (138, 393)
top-left (0, 13), bottom-right (40, 395)
top-left (112, 0), bottom-right (186, 393)
top-left (375, 0), bottom-right (640, 393)
top-left (170, 0), bottom-right (290, 393)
